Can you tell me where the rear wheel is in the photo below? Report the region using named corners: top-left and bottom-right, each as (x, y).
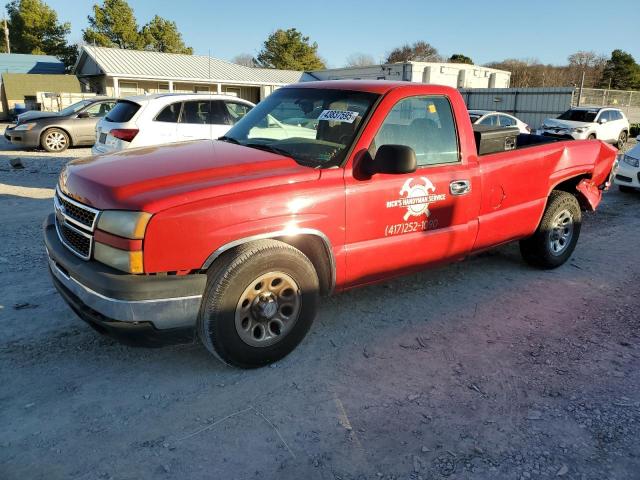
top-left (197, 240), bottom-right (319, 368)
top-left (617, 131), bottom-right (628, 150)
top-left (587, 133), bottom-right (596, 140)
top-left (519, 191), bottom-right (582, 269)
top-left (41, 128), bottom-right (70, 152)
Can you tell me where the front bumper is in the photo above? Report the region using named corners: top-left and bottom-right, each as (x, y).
top-left (538, 129), bottom-right (590, 141)
top-left (613, 159), bottom-right (640, 189)
top-left (6, 126), bottom-right (41, 148)
top-left (44, 214), bottom-right (207, 344)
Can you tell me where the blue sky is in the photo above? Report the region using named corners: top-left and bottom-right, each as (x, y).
top-left (9, 0), bottom-right (639, 67)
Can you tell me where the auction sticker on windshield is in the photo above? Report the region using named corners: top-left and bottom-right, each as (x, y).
top-left (318, 110), bottom-right (359, 123)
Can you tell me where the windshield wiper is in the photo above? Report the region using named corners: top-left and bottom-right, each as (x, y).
top-left (218, 135), bottom-right (240, 144)
top-left (243, 142), bottom-right (294, 159)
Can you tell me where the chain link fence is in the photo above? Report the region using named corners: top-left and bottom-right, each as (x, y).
top-left (573, 88), bottom-right (640, 123)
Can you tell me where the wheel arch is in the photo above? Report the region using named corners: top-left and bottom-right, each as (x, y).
top-left (201, 230), bottom-right (335, 296)
top-left (549, 173), bottom-right (593, 211)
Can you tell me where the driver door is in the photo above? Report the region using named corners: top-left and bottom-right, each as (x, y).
top-left (344, 95), bottom-right (480, 287)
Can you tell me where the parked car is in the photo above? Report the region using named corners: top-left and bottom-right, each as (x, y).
top-left (92, 94), bottom-right (255, 155)
top-left (5, 97), bottom-right (116, 152)
top-left (45, 81), bottom-right (616, 368)
top-left (468, 109), bottom-right (530, 133)
top-left (538, 107), bottom-right (630, 149)
top-left (614, 135), bottom-right (640, 192)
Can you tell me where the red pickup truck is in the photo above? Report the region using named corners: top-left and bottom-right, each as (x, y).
top-left (45, 81), bottom-right (616, 368)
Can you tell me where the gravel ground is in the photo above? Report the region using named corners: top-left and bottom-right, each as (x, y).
top-left (1, 131), bottom-right (639, 480)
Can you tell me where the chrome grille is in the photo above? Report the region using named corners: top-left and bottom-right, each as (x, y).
top-left (54, 188), bottom-right (100, 260)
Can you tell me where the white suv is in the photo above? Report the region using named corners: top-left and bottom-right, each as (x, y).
top-left (539, 107), bottom-right (630, 149)
top-left (92, 94), bottom-right (255, 155)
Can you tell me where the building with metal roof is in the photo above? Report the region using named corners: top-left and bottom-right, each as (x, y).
top-left (74, 46), bottom-right (315, 103)
top-left (0, 53), bottom-right (66, 75)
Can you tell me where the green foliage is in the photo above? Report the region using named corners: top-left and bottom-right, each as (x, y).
top-left (6, 0), bottom-right (77, 69)
top-left (385, 41), bottom-right (441, 63)
top-left (448, 53), bottom-right (474, 65)
top-left (599, 50), bottom-right (640, 90)
top-left (140, 15), bottom-right (192, 54)
top-left (255, 28), bottom-right (325, 70)
top-left (83, 0), bottom-right (192, 54)
top-left (83, 0), bottom-right (141, 49)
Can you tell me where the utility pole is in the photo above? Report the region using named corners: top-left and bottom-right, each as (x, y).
top-left (576, 70), bottom-right (585, 107)
top-left (3, 18), bottom-right (9, 54)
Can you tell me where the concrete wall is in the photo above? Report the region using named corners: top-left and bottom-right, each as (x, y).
top-left (459, 87), bottom-right (574, 129)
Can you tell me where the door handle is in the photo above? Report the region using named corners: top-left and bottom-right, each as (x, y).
top-left (450, 180), bottom-right (471, 195)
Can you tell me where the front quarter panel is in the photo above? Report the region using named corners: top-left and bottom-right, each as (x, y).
top-left (142, 171), bottom-right (345, 274)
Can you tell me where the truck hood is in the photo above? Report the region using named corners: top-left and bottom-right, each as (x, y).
top-left (59, 140), bottom-right (321, 212)
top-left (542, 118), bottom-right (594, 129)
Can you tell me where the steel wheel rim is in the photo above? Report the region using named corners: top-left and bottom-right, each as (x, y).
top-left (235, 271), bottom-right (301, 347)
top-left (548, 209), bottom-right (573, 255)
top-left (46, 132), bottom-right (66, 151)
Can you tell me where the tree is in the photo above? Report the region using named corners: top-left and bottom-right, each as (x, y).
top-left (231, 53), bottom-right (257, 68)
top-left (567, 50), bottom-right (606, 88)
top-left (6, 0), bottom-right (77, 69)
top-left (599, 50), bottom-right (640, 90)
top-left (385, 41), bottom-right (441, 63)
top-left (255, 28), bottom-right (325, 70)
top-left (140, 15), bottom-right (192, 54)
top-left (448, 53), bottom-right (473, 65)
top-left (345, 52), bottom-right (375, 67)
top-left (83, 0), bottom-right (141, 49)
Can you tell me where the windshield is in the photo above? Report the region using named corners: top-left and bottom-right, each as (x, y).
top-left (558, 109), bottom-right (598, 122)
top-left (222, 87), bottom-right (379, 168)
top-left (58, 100), bottom-right (93, 116)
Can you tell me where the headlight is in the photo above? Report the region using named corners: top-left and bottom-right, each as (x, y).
top-left (97, 211), bottom-right (151, 239)
top-left (622, 155), bottom-right (640, 168)
top-left (572, 127), bottom-right (588, 133)
top-left (94, 211), bottom-right (151, 274)
top-left (94, 242), bottom-right (144, 274)
top-left (14, 122), bottom-right (37, 131)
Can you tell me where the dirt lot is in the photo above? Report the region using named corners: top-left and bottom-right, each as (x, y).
top-left (1, 134), bottom-right (640, 480)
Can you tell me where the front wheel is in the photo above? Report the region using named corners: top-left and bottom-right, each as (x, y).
top-left (617, 131), bottom-right (628, 150)
top-left (519, 191), bottom-right (582, 269)
top-left (198, 240), bottom-right (319, 368)
top-left (41, 128), bottom-right (70, 152)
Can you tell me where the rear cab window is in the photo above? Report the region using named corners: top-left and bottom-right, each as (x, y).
top-left (105, 100), bottom-right (141, 123)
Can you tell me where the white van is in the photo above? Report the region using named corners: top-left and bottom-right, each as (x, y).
top-left (92, 93), bottom-right (255, 155)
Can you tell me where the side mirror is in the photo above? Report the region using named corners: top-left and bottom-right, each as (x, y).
top-left (598, 118), bottom-right (608, 124)
top-left (373, 144), bottom-right (417, 175)
top-left (77, 111), bottom-right (90, 118)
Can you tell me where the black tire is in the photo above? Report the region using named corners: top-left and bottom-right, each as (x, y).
top-left (41, 128), bottom-right (70, 152)
top-left (519, 191), bottom-right (582, 269)
top-left (197, 239), bottom-right (319, 368)
top-left (617, 130), bottom-right (628, 150)
top-left (587, 133), bottom-right (596, 140)
top-left (619, 185), bottom-right (636, 193)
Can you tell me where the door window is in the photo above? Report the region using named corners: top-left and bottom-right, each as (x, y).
top-left (372, 95), bottom-right (459, 166)
top-left (478, 115), bottom-right (499, 126)
top-left (224, 102), bottom-right (252, 124)
top-left (84, 102), bottom-right (114, 118)
top-left (499, 115), bottom-right (516, 127)
top-left (155, 102), bottom-right (182, 123)
top-left (597, 110), bottom-right (611, 122)
top-left (180, 100), bottom-right (227, 125)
